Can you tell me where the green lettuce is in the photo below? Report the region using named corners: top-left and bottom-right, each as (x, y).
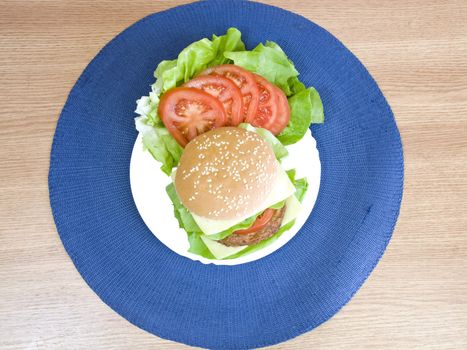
top-left (210, 29), bottom-right (245, 66)
top-left (154, 28), bottom-right (245, 94)
top-left (277, 87), bottom-right (323, 145)
top-left (135, 116), bottom-right (183, 176)
top-left (225, 41), bottom-right (300, 96)
top-left (166, 183), bottom-right (201, 232)
top-left (187, 232), bottom-right (215, 259)
top-left (286, 169), bottom-right (309, 202)
top-left (270, 199), bottom-right (286, 209)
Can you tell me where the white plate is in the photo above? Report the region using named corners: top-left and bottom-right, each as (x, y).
top-left (130, 129), bottom-right (321, 265)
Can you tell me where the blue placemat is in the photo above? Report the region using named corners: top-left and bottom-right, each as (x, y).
top-left (49, 1), bottom-right (403, 349)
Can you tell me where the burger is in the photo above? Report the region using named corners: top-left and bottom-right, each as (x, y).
top-left (167, 126), bottom-right (305, 259)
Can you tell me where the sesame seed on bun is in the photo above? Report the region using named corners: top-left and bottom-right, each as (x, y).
top-left (174, 127), bottom-right (278, 220)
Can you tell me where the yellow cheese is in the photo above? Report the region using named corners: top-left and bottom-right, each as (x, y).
top-left (281, 194), bottom-right (302, 227)
top-left (200, 236), bottom-right (247, 259)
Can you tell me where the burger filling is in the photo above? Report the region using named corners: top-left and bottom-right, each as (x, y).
top-left (220, 206), bottom-right (287, 247)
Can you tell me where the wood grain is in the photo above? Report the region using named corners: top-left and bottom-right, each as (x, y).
top-left (1, 0), bottom-right (466, 349)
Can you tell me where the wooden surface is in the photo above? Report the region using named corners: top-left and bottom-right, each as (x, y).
top-left (1, 0), bottom-right (466, 349)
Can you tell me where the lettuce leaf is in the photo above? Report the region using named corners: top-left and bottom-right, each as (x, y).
top-left (224, 41), bottom-right (299, 96)
top-left (210, 29), bottom-right (245, 66)
top-left (166, 183), bottom-right (201, 232)
top-left (239, 123), bottom-right (288, 159)
top-left (135, 117), bottom-right (183, 176)
top-left (269, 199), bottom-right (286, 209)
top-left (277, 87), bottom-right (324, 145)
top-left (294, 178), bottom-right (308, 203)
top-left (286, 169), bottom-right (308, 202)
top-left (187, 232), bottom-right (216, 259)
top-left (135, 89), bottom-right (161, 126)
top-left (154, 28), bottom-right (245, 94)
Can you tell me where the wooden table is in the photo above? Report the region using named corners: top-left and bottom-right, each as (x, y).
top-left (1, 1), bottom-right (466, 349)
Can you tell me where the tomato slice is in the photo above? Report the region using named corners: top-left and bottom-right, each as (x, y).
top-left (158, 87), bottom-right (226, 147)
top-left (199, 64), bottom-right (259, 122)
top-left (234, 208), bottom-right (276, 235)
top-left (268, 84), bottom-right (290, 134)
top-left (183, 75), bottom-right (243, 126)
top-left (246, 74), bottom-right (279, 130)
top-left (247, 74), bottom-right (290, 135)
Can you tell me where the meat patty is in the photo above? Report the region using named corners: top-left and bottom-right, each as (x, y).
top-left (219, 206), bottom-right (287, 247)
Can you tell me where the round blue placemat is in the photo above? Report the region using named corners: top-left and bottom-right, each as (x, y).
top-left (49, 1), bottom-right (403, 349)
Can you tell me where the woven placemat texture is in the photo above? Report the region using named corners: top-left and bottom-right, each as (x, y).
top-left (48, 1), bottom-right (404, 349)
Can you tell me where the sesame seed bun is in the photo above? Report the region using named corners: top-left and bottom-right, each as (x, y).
top-left (174, 127), bottom-right (278, 220)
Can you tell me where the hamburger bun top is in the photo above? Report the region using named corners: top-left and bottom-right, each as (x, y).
top-left (175, 127), bottom-right (278, 220)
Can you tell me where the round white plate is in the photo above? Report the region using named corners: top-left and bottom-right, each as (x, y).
top-left (130, 129), bottom-right (321, 265)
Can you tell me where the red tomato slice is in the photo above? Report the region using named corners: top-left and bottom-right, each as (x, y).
top-left (158, 87), bottom-right (226, 147)
top-left (246, 74), bottom-right (279, 130)
top-left (183, 75), bottom-right (243, 126)
top-left (247, 74), bottom-right (290, 135)
top-left (234, 208), bottom-right (276, 235)
top-left (199, 64), bottom-right (259, 122)
top-left (268, 84), bottom-right (290, 134)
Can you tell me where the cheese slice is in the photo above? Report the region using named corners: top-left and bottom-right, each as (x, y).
top-left (281, 194), bottom-right (302, 227)
top-left (200, 236), bottom-right (247, 259)
top-left (191, 164), bottom-right (296, 235)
